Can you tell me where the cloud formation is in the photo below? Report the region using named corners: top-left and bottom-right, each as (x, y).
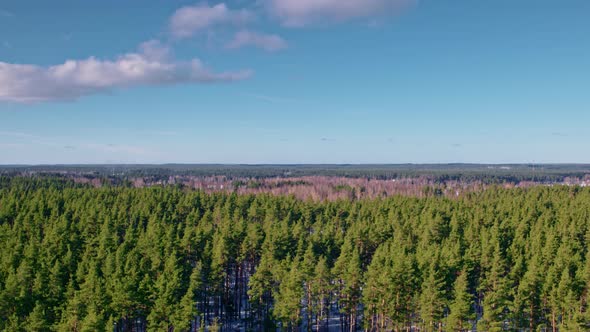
top-left (265, 0), bottom-right (413, 26)
top-left (0, 40), bottom-right (252, 103)
top-left (169, 3), bottom-right (253, 38)
top-left (226, 30), bottom-right (287, 51)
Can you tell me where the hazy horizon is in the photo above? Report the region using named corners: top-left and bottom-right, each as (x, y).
top-left (3, 162), bottom-right (590, 166)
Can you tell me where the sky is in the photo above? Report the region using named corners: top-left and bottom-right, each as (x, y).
top-left (0, 0), bottom-right (589, 164)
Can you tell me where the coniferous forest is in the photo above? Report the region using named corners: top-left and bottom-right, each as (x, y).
top-left (2, 177), bottom-right (590, 331)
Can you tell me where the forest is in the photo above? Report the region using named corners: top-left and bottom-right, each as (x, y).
top-left (3, 163), bottom-right (590, 184)
top-left (1, 176), bottom-right (590, 331)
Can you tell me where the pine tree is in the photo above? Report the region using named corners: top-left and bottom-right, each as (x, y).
top-left (419, 259), bottom-right (447, 332)
top-left (363, 246), bottom-right (387, 331)
top-left (248, 251), bottom-right (275, 327)
top-left (512, 257), bottom-right (541, 330)
top-left (147, 250), bottom-right (182, 330)
top-left (80, 305), bottom-right (105, 332)
top-left (447, 269), bottom-right (474, 332)
top-left (478, 244), bottom-right (511, 332)
top-left (311, 256), bottom-right (333, 332)
top-left (340, 248), bottom-right (362, 332)
top-left (273, 259), bottom-right (304, 331)
top-left (24, 302), bottom-right (50, 332)
top-left (172, 262), bottom-right (203, 331)
top-left (301, 244), bottom-right (317, 332)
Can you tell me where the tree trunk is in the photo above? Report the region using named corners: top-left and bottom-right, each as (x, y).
top-left (529, 301), bottom-right (534, 331)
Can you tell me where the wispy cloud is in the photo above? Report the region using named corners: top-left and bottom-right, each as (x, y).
top-left (150, 130), bottom-right (180, 136)
top-left (0, 131), bottom-right (156, 156)
top-left (226, 30), bottom-right (287, 52)
top-left (242, 92), bottom-right (299, 103)
top-left (0, 40), bottom-right (252, 103)
top-left (0, 131), bottom-right (67, 151)
top-left (0, 131), bottom-right (42, 139)
top-left (264, 0), bottom-right (414, 27)
top-left (62, 33), bottom-right (73, 41)
top-left (75, 127), bottom-right (182, 137)
top-left (0, 143), bottom-right (23, 149)
top-left (169, 3), bottom-right (253, 38)
top-left (551, 132), bottom-right (568, 137)
top-left (83, 143), bottom-right (152, 156)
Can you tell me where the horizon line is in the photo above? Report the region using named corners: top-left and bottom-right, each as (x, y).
top-left (2, 163), bottom-right (590, 167)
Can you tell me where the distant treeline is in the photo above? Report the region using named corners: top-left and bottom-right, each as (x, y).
top-left (2, 164), bottom-right (590, 184)
top-left (1, 178), bottom-right (590, 331)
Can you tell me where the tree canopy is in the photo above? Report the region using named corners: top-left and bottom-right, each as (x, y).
top-left (1, 178), bottom-right (590, 331)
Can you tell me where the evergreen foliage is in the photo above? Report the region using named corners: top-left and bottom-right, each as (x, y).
top-left (1, 179), bottom-right (590, 330)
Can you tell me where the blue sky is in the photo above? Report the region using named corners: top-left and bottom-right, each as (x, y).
top-left (0, 0), bottom-right (589, 164)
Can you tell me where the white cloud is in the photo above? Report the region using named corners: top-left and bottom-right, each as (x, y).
top-left (138, 39), bottom-right (171, 61)
top-left (169, 3), bottom-right (253, 38)
top-left (265, 0), bottom-right (414, 26)
top-left (226, 30), bottom-right (287, 51)
top-left (0, 40), bottom-right (252, 103)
